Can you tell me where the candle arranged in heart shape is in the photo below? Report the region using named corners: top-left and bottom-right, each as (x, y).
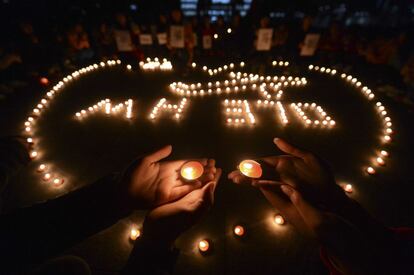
top-left (238, 160), bottom-right (263, 178)
top-left (180, 161), bottom-right (204, 181)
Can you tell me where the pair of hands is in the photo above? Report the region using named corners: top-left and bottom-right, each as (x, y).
top-left (121, 145), bottom-right (221, 248)
top-left (122, 139), bottom-right (348, 248)
top-left (122, 139), bottom-right (395, 274)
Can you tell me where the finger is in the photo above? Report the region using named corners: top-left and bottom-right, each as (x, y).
top-left (252, 179), bottom-right (283, 187)
top-left (170, 181), bottom-right (203, 201)
top-left (273, 138), bottom-right (308, 160)
top-left (280, 185), bottom-right (323, 229)
top-left (203, 166), bottom-right (217, 176)
top-left (227, 170), bottom-right (240, 179)
top-left (145, 145), bottom-right (173, 163)
top-left (230, 173), bottom-right (252, 184)
top-left (260, 156), bottom-right (280, 167)
top-left (207, 158), bottom-right (216, 168)
top-left (211, 168), bottom-right (222, 190)
top-left (199, 172), bottom-right (215, 183)
top-left (259, 185), bottom-right (309, 230)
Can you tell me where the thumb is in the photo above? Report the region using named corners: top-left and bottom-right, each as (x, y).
top-left (280, 185), bottom-right (324, 230)
top-left (201, 181), bottom-right (216, 206)
top-left (145, 145), bottom-right (172, 163)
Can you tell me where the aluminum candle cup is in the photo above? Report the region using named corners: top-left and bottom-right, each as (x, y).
top-left (238, 160), bottom-right (262, 178)
top-left (180, 161), bottom-right (204, 181)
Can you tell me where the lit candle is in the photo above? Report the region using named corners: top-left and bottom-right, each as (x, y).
top-left (198, 239), bottom-right (210, 252)
top-left (366, 167), bottom-right (376, 175)
top-left (40, 77), bottom-right (49, 85)
top-left (376, 157), bottom-right (385, 166)
top-left (274, 214), bottom-right (285, 225)
top-left (130, 227), bottom-right (141, 241)
top-left (233, 225), bottom-right (245, 236)
top-left (238, 160), bottom-right (262, 179)
top-left (37, 164), bottom-right (47, 172)
top-left (344, 184), bottom-right (353, 193)
top-left (180, 161), bottom-right (204, 181)
top-left (43, 173), bottom-right (52, 181)
top-left (53, 178), bottom-right (64, 186)
top-left (30, 151), bottom-right (38, 159)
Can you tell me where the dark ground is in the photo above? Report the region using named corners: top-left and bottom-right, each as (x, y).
top-left (1, 60), bottom-right (414, 274)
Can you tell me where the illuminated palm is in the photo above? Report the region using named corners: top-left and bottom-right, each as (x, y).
top-left (143, 169), bottom-right (221, 244)
top-left (123, 145), bottom-right (217, 208)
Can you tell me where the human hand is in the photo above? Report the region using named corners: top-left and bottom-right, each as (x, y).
top-left (228, 138), bottom-right (347, 210)
top-left (121, 145), bottom-right (217, 209)
top-left (227, 138), bottom-right (349, 234)
top-left (141, 169), bottom-right (222, 248)
top-left (280, 184), bottom-right (396, 275)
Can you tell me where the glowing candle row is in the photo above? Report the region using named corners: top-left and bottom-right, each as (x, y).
top-left (272, 60), bottom-right (289, 67)
top-left (25, 59), bottom-right (123, 186)
top-left (149, 98), bottom-right (188, 120)
top-left (200, 62), bottom-right (245, 76)
top-left (308, 64), bottom-right (337, 75)
top-left (309, 64), bottom-right (393, 175)
top-left (75, 99), bottom-right (134, 119)
top-left (224, 99), bottom-right (256, 126)
top-left (170, 72), bottom-right (306, 99)
top-left (290, 102), bottom-right (336, 127)
top-left (139, 57), bottom-right (172, 71)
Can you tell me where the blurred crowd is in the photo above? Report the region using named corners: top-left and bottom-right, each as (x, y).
top-left (1, 8), bottom-right (413, 106)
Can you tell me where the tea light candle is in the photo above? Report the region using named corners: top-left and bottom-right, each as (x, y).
top-left (43, 173), bottom-right (52, 181)
top-left (198, 239), bottom-right (210, 252)
top-left (274, 214), bottom-right (285, 225)
top-left (37, 164), bottom-right (46, 172)
top-left (40, 77), bottom-right (49, 85)
top-left (238, 160), bottom-right (262, 178)
top-left (376, 157), bottom-right (385, 166)
top-left (234, 225), bottom-right (245, 236)
top-left (130, 227), bottom-right (141, 241)
top-left (366, 167), bottom-right (376, 175)
top-left (30, 151), bottom-right (38, 159)
top-left (344, 184), bottom-right (353, 193)
top-left (53, 178), bottom-right (64, 186)
top-left (180, 161), bottom-right (204, 181)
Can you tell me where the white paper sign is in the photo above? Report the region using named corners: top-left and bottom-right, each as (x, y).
top-left (202, 35), bottom-right (212, 49)
top-left (170, 26), bottom-right (185, 48)
top-left (157, 33), bottom-right (167, 45)
top-left (300, 33), bottom-right (320, 56)
top-left (114, 30), bottom-right (134, 52)
top-left (139, 34), bottom-right (153, 45)
top-left (256, 28), bottom-right (273, 51)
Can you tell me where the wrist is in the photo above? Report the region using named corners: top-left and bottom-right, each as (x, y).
top-left (112, 173), bottom-right (135, 216)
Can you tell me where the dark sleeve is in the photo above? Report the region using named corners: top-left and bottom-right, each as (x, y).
top-left (320, 227), bottom-right (414, 275)
top-left (0, 173), bottom-right (133, 273)
top-left (122, 236), bottom-right (179, 275)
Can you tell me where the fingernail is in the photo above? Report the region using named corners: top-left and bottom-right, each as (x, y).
top-left (273, 137), bottom-right (279, 143)
top-left (280, 185), bottom-right (293, 196)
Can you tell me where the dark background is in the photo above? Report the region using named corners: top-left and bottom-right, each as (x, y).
top-left (1, 0), bottom-right (414, 274)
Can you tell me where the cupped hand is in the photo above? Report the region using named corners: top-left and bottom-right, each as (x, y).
top-left (142, 169), bottom-right (222, 247)
top-left (121, 145), bottom-right (217, 209)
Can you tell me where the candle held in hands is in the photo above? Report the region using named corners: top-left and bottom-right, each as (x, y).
top-left (238, 160), bottom-right (262, 178)
top-left (180, 161), bottom-right (204, 181)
